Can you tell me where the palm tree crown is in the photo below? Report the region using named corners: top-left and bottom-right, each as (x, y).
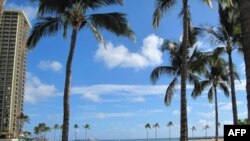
top-left (192, 57), bottom-right (231, 141)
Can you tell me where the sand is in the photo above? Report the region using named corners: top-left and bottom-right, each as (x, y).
top-left (189, 139), bottom-right (223, 141)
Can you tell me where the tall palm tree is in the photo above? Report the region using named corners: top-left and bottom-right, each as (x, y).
top-left (203, 125), bottom-right (210, 138)
top-left (152, 1), bottom-right (212, 140)
top-left (74, 124), bottom-right (79, 141)
top-left (238, 0), bottom-right (250, 124)
top-left (53, 124), bottom-right (59, 141)
top-left (84, 124), bottom-right (90, 141)
top-left (28, 1), bottom-right (134, 141)
top-left (191, 126), bottom-right (196, 139)
top-left (153, 123), bottom-right (160, 140)
top-left (192, 57), bottom-right (231, 141)
top-left (145, 123), bottom-right (151, 141)
top-left (194, 3), bottom-right (241, 124)
top-left (167, 121), bottom-right (173, 140)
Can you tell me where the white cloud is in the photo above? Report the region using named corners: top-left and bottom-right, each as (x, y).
top-left (81, 92), bottom-right (101, 102)
top-left (128, 97), bottom-right (146, 103)
top-left (25, 72), bottom-right (59, 104)
top-left (95, 34), bottom-right (164, 69)
top-left (219, 103), bottom-right (232, 111)
top-left (235, 80), bottom-right (246, 91)
top-left (199, 120), bottom-right (214, 127)
top-left (172, 110), bottom-right (180, 115)
top-left (95, 112), bottom-right (134, 119)
top-left (38, 60), bottom-right (63, 72)
top-left (5, 2), bottom-right (38, 22)
top-left (72, 84), bottom-right (167, 102)
top-left (199, 111), bottom-right (215, 119)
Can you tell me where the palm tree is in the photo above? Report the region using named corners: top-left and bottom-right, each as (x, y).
top-left (192, 57), bottom-right (231, 141)
top-left (34, 126), bottom-right (40, 139)
top-left (167, 121), bottom-right (173, 140)
top-left (152, 1), bottom-right (212, 140)
top-left (17, 113), bottom-right (30, 137)
top-left (74, 124), bottom-right (79, 141)
top-left (194, 3), bottom-right (241, 124)
top-left (28, 1), bottom-right (134, 141)
top-left (153, 123), bottom-right (160, 140)
top-left (238, 0), bottom-right (250, 124)
top-left (53, 124), bottom-right (59, 141)
top-left (238, 118), bottom-right (248, 125)
top-left (191, 126), bottom-right (196, 139)
top-left (203, 125), bottom-right (210, 138)
top-left (84, 124), bottom-right (90, 141)
top-left (145, 123), bottom-right (151, 141)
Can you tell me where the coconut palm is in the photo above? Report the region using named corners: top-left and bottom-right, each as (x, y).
top-left (145, 123), bottom-right (151, 141)
top-left (53, 124), bottom-right (59, 141)
top-left (153, 123), bottom-right (160, 140)
top-left (84, 124), bottom-right (90, 141)
top-left (17, 112), bottom-right (30, 138)
top-left (192, 57), bottom-right (231, 141)
top-left (74, 124), bottom-right (79, 141)
top-left (28, 1), bottom-right (134, 141)
top-left (167, 121), bottom-right (173, 140)
top-left (238, 0), bottom-right (250, 124)
top-left (203, 125), bottom-right (210, 138)
top-left (191, 126), bottom-right (196, 139)
top-left (152, 1), bottom-right (212, 140)
top-left (194, 3), bottom-right (241, 124)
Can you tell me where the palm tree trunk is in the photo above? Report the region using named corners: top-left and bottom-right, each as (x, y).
top-left (169, 127), bottom-right (171, 140)
top-left (155, 128), bottom-right (157, 140)
top-left (62, 28), bottom-right (78, 141)
top-left (214, 87), bottom-right (218, 141)
top-left (228, 52), bottom-right (238, 124)
top-left (75, 129), bottom-right (77, 141)
top-left (54, 129), bottom-right (56, 141)
top-left (180, 0), bottom-right (189, 141)
top-left (147, 129), bottom-right (148, 141)
top-left (239, 0), bottom-right (250, 125)
top-left (85, 129), bottom-right (87, 141)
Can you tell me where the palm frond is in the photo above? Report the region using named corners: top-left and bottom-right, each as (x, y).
top-left (82, 0), bottom-right (123, 9)
top-left (27, 17), bottom-right (63, 49)
top-left (87, 22), bottom-right (106, 48)
top-left (192, 80), bottom-right (210, 98)
top-left (152, 0), bottom-right (177, 29)
top-left (189, 47), bottom-right (209, 74)
top-left (203, 0), bottom-right (213, 8)
top-left (165, 77), bottom-right (178, 106)
top-left (187, 72), bottom-right (200, 84)
top-left (213, 47), bottom-right (226, 57)
top-left (194, 26), bottom-right (226, 46)
top-left (150, 66), bottom-right (177, 84)
top-left (219, 83), bottom-right (230, 97)
top-left (208, 86), bottom-right (214, 103)
top-left (161, 40), bottom-right (179, 53)
top-left (37, 0), bottom-right (68, 16)
top-left (88, 12), bottom-right (135, 41)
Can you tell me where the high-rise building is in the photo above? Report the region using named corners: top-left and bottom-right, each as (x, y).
top-left (0, 0), bottom-right (6, 22)
top-left (0, 10), bottom-right (31, 138)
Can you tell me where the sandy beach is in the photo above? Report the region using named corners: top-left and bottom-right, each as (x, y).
top-left (189, 139), bottom-right (223, 141)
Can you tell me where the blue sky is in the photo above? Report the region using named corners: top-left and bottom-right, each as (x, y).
top-left (4, 0), bottom-right (248, 140)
